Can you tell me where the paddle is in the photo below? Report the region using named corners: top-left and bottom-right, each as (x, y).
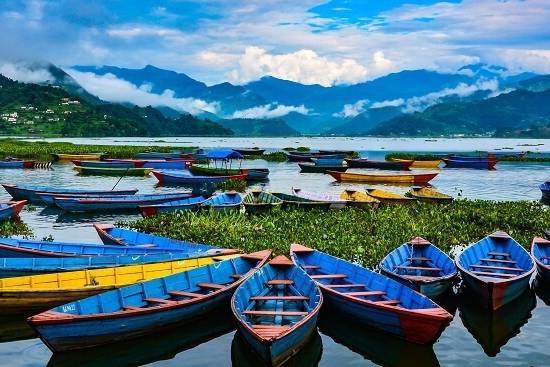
top-left (111, 167), bottom-right (131, 190)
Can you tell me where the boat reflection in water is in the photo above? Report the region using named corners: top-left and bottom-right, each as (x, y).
top-left (459, 288), bottom-right (536, 357)
top-left (231, 329), bottom-right (323, 367)
top-left (0, 315), bottom-right (37, 343)
top-left (318, 307), bottom-right (440, 367)
top-left (47, 306), bottom-right (236, 367)
top-left (533, 275), bottom-right (550, 306)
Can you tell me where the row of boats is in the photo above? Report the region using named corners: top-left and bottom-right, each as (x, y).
top-left (0, 224), bottom-right (544, 366)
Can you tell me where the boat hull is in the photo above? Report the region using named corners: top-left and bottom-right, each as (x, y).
top-left (299, 164), bottom-right (347, 173)
top-left (53, 193), bottom-right (193, 212)
top-left (328, 171), bottom-right (438, 184)
top-left (443, 159), bottom-right (496, 169)
top-left (1, 184), bottom-right (138, 203)
top-left (246, 169), bottom-right (270, 181)
top-left (392, 159), bottom-right (442, 169)
top-left (0, 161), bottom-right (35, 169)
top-left (380, 269), bottom-right (453, 299)
top-left (53, 154), bottom-right (103, 161)
top-left (75, 166), bottom-right (153, 176)
top-left (152, 170), bottom-right (247, 186)
top-left (0, 201), bottom-right (26, 221)
top-left (345, 159), bottom-right (412, 170)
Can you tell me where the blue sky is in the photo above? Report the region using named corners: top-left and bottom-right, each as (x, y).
top-left (0, 0), bottom-right (549, 86)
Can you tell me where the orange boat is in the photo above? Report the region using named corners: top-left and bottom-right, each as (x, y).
top-left (326, 171), bottom-right (438, 185)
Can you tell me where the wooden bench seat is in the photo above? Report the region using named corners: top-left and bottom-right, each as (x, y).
top-left (168, 290), bottom-right (202, 298)
top-left (145, 297), bottom-right (177, 305)
top-left (470, 264), bottom-right (523, 272)
top-left (324, 283), bottom-right (365, 288)
top-left (251, 296), bottom-right (309, 301)
top-left (344, 291), bottom-right (385, 297)
top-left (395, 265), bottom-right (441, 271)
top-left (408, 257), bottom-right (431, 262)
top-left (471, 271), bottom-right (516, 278)
top-left (310, 274), bottom-right (347, 279)
top-left (404, 275), bottom-right (437, 281)
top-left (197, 282), bottom-right (225, 290)
top-left (488, 252), bottom-right (511, 258)
top-left (301, 265), bottom-right (320, 270)
top-left (267, 280), bottom-right (294, 286)
top-left (480, 258), bottom-right (516, 264)
top-left (374, 300), bottom-right (400, 306)
top-left (243, 310), bottom-right (308, 317)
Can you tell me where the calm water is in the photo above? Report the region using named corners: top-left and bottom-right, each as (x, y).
top-left (2, 137), bottom-right (550, 366)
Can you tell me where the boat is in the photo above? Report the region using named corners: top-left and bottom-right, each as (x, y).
top-left (0, 201), bottom-right (26, 221)
top-left (391, 158), bottom-right (442, 169)
top-left (318, 150), bottom-right (355, 155)
top-left (1, 183), bottom-right (138, 203)
top-left (339, 190), bottom-right (380, 209)
top-left (310, 157), bottom-right (345, 166)
top-left (288, 153), bottom-right (346, 163)
top-left (52, 153), bottom-right (104, 161)
top-left (540, 181), bottom-right (550, 201)
top-left (298, 163), bottom-right (347, 173)
top-left (202, 191), bottom-right (243, 212)
top-left (345, 158), bottom-right (412, 170)
top-left (327, 171), bottom-right (438, 185)
top-left (37, 192), bottom-right (141, 206)
top-left (28, 251), bottom-right (270, 351)
top-left (489, 151), bottom-right (527, 159)
top-left (379, 237), bottom-right (458, 298)
top-left (134, 152), bottom-right (185, 160)
top-left (233, 148), bottom-right (265, 156)
top-left (366, 188), bottom-right (416, 205)
top-left (292, 188), bottom-right (347, 209)
top-left (459, 288), bottom-right (535, 357)
top-left (74, 166), bottom-right (153, 176)
top-left (151, 170), bottom-right (248, 186)
top-left (72, 160), bottom-right (134, 169)
top-left (243, 191), bottom-right (283, 214)
top-left (0, 160), bottom-right (35, 169)
top-left (443, 158), bottom-right (497, 170)
top-left (104, 158), bottom-right (192, 169)
top-left (290, 244), bottom-right (453, 344)
top-left (188, 164), bottom-right (243, 176)
top-left (139, 195), bottom-right (207, 217)
top-left (406, 187), bottom-right (453, 203)
top-left (271, 193), bottom-right (331, 211)
top-left (246, 168), bottom-right (270, 181)
top-left (53, 192), bottom-right (193, 212)
top-left (456, 231), bottom-right (535, 310)
top-left (231, 255), bottom-right (323, 367)
top-left (448, 154), bottom-right (495, 160)
top-left (531, 237), bottom-right (550, 282)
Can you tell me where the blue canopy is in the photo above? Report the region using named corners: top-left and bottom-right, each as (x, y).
top-left (206, 150), bottom-right (243, 160)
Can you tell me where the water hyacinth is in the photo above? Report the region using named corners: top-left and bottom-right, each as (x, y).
top-left (0, 220), bottom-right (32, 238)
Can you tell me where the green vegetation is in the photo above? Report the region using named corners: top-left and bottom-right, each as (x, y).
top-left (244, 151), bottom-right (288, 162)
top-left (125, 200), bottom-right (550, 267)
top-left (215, 179), bottom-right (247, 193)
top-left (218, 118), bottom-right (299, 137)
top-left (283, 147), bottom-right (310, 152)
top-left (0, 220), bottom-right (32, 238)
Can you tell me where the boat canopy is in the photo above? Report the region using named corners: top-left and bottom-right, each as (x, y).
top-left (206, 150), bottom-right (244, 160)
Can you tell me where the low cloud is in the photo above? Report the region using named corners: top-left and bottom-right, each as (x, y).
top-left (229, 46), bottom-right (368, 87)
top-left (371, 98), bottom-right (405, 109)
top-left (333, 99), bottom-right (369, 118)
top-left (231, 103), bottom-right (309, 119)
top-left (67, 69), bottom-right (219, 115)
top-left (0, 61), bottom-right (54, 83)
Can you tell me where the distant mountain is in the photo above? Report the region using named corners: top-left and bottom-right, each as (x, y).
top-left (218, 118), bottom-right (299, 137)
top-left (327, 107), bottom-right (403, 135)
top-left (514, 75), bottom-right (550, 92)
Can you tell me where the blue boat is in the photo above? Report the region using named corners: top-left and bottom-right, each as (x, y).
top-left (37, 193), bottom-right (140, 206)
top-left (540, 182), bottom-right (550, 201)
top-left (53, 192), bottom-right (193, 212)
top-left (291, 244), bottom-right (453, 345)
top-left (456, 231), bottom-right (535, 310)
top-left (443, 158), bottom-right (496, 169)
top-left (232, 255), bottom-right (322, 367)
top-left (0, 201), bottom-right (26, 221)
top-left (380, 237), bottom-right (458, 298)
top-left (151, 170), bottom-right (248, 186)
top-left (202, 192), bottom-right (243, 212)
top-left (531, 237), bottom-right (550, 283)
top-left (0, 160), bottom-right (34, 169)
top-left (73, 160), bottom-right (134, 169)
top-left (28, 251), bottom-right (271, 352)
top-left (246, 168), bottom-right (270, 181)
top-left (1, 184), bottom-right (138, 203)
top-left (139, 195), bottom-right (207, 217)
top-left (134, 152), bottom-right (185, 159)
top-left (104, 158), bottom-right (191, 170)
top-left (311, 158), bottom-right (344, 166)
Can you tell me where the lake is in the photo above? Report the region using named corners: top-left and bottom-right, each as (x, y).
top-left (1, 136), bottom-right (550, 366)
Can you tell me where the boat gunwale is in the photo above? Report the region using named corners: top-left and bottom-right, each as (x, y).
top-left (530, 237), bottom-right (550, 270)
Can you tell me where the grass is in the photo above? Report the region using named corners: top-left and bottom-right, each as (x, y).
top-left (215, 180), bottom-right (247, 193)
top-left (0, 220), bottom-right (32, 238)
top-left (124, 199), bottom-right (550, 268)
top-left (244, 152), bottom-right (288, 162)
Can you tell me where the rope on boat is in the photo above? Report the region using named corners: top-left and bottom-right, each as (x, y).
top-left (33, 161), bottom-right (53, 169)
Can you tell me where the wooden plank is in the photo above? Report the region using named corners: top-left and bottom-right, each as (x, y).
top-left (251, 296), bottom-right (309, 301)
top-left (344, 291), bottom-right (385, 297)
top-left (488, 252), bottom-right (511, 258)
top-left (168, 290), bottom-right (202, 298)
top-left (197, 282), bottom-right (225, 290)
top-left (324, 283), bottom-right (365, 288)
top-left (301, 265), bottom-right (320, 269)
top-left (408, 257), bottom-right (431, 262)
top-left (310, 274), bottom-right (347, 279)
top-left (267, 280), bottom-right (294, 285)
top-left (375, 300), bottom-right (400, 306)
top-left (471, 271), bottom-right (515, 278)
top-left (395, 266), bottom-right (441, 271)
top-left (470, 264), bottom-right (523, 272)
top-left (243, 310), bottom-right (308, 317)
top-left (230, 274), bottom-right (242, 279)
top-left (145, 298), bottom-right (177, 305)
top-left (123, 306), bottom-right (141, 311)
top-left (480, 258), bottom-right (516, 264)
top-left (404, 275), bottom-right (437, 281)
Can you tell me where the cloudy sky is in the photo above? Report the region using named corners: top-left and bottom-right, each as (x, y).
top-left (1, 0), bottom-right (549, 86)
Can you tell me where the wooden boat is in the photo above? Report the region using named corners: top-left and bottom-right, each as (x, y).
top-left (0, 201), bottom-right (26, 221)
top-left (327, 171), bottom-right (438, 184)
top-left (380, 237), bottom-right (458, 298)
top-left (52, 153), bottom-right (104, 161)
top-left (37, 192), bottom-right (140, 206)
top-left (318, 150), bottom-right (355, 155)
top-left (391, 158), bottom-right (442, 169)
top-left (448, 154), bottom-right (495, 160)
top-left (443, 158), bottom-right (496, 170)
top-left (233, 148), bottom-right (265, 156)
top-left (231, 255), bottom-right (322, 366)
top-left (291, 244), bottom-right (453, 344)
top-left (188, 164), bottom-right (243, 177)
top-left (339, 190), bottom-right (380, 209)
top-left (366, 188), bottom-right (416, 205)
top-left (243, 191), bottom-right (283, 214)
top-left (299, 163), bottom-right (347, 173)
top-left (0, 160), bottom-right (35, 169)
top-left (134, 152), bottom-right (185, 160)
top-left (540, 182), bottom-right (550, 201)
top-left (53, 192), bottom-right (193, 212)
top-left (139, 195), bottom-right (207, 217)
top-left (1, 183), bottom-right (138, 203)
top-left (489, 151), bottom-right (527, 159)
top-left (152, 170), bottom-right (248, 186)
top-left (271, 192), bottom-right (331, 211)
top-left (75, 166), bottom-right (153, 176)
top-left (292, 188), bottom-right (347, 209)
top-left (104, 158), bottom-right (191, 169)
top-left (288, 153), bottom-right (346, 163)
top-left (72, 160), bottom-right (134, 169)
top-left (202, 191), bottom-right (243, 212)
top-left (29, 251), bottom-right (270, 351)
top-left (310, 157), bottom-right (345, 166)
top-left (406, 187), bottom-right (453, 203)
top-left (246, 168), bottom-right (270, 181)
top-left (456, 231), bottom-right (535, 310)
top-left (531, 237), bottom-right (550, 282)
top-left (345, 158), bottom-right (412, 170)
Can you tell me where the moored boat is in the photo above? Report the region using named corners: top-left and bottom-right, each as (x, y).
top-left (0, 160), bottom-right (35, 169)
top-left (339, 190), bottom-right (380, 209)
top-left (380, 237), bottom-right (458, 298)
top-left (233, 148), bottom-right (265, 156)
top-left (152, 170), bottom-right (248, 186)
top-left (291, 244), bottom-right (453, 344)
top-left (243, 191), bottom-right (283, 214)
top-left (531, 237), bottom-right (550, 282)
top-left (246, 168), bottom-right (270, 181)
top-left (1, 183), bottom-right (138, 203)
top-left (327, 171), bottom-right (438, 185)
top-left (72, 160), bottom-right (134, 169)
top-left (345, 158), bottom-right (412, 170)
top-left (104, 158), bottom-right (191, 170)
top-left (540, 181), bottom-right (550, 201)
top-left (366, 188), bottom-right (416, 205)
top-left (391, 158), bottom-right (442, 169)
top-left (0, 201), bottom-right (26, 221)
top-left (231, 255), bottom-right (322, 367)
top-left (271, 193), bottom-right (331, 211)
top-left (456, 231), bottom-right (535, 310)
top-left (37, 192), bottom-right (140, 206)
top-left (288, 153), bottom-right (346, 163)
top-left (139, 195), bottom-right (207, 217)
top-left (134, 152), bottom-right (185, 160)
top-left (202, 191), bottom-right (243, 212)
top-left (52, 153), bottom-right (104, 161)
top-left (292, 188), bottom-right (347, 209)
top-left (443, 158), bottom-right (497, 170)
top-left (75, 166), bottom-right (153, 176)
top-left (310, 157), bottom-right (345, 166)
top-left (406, 187), bottom-right (453, 203)
top-left (298, 163), bottom-right (347, 173)
top-left (188, 165), bottom-right (243, 177)
top-left (28, 251), bottom-right (270, 351)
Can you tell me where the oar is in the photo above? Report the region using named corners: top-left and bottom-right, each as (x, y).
top-left (112, 167), bottom-right (131, 190)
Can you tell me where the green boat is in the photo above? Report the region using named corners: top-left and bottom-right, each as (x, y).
top-left (271, 192), bottom-right (331, 211)
top-left (188, 165), bottom-right (243, 176)
top-left (298, 163), bottom-right (348, 173)
top-left (243, 191), bottom-right (283, 214)
top-left (75, 166), bottom-right (153, 176)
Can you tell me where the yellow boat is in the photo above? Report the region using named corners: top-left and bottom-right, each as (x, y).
top-left (392, 158), bottom-right (442, 169)
top-left (366, 188), bottom-right (416, 205)
top-left (327, 171), bottom-right (438, 185)
top-left (0, 254), bottom-right (237, 314)
top-left (340, 190), bottom-right (380, 209)
top-left (406, 187), bottom-right (453, 203)
top-left (53, 153), bottom-right (105, 161)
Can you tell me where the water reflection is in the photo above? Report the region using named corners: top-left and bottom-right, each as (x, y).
top-left (47, 306), bottom-right (236, 367)
top-left (458, 288), bottom-right (536, 357)
top-left (533, 276), bottom-right (550, 306)
top-left (0, 316), bottom-right (36, 343)
top-left (231, 330), bottom-right (322, 367)
top-left (318, 307), bottom-right (439, 367)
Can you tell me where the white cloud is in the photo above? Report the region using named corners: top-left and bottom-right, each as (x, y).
top-left (372, 51), bottom-right (393, 73)
top-left (0, 62), bottom-right (54, 83)
top-left (66, 69), bottom-right (219, 115)
top-left (371, 98), bottom-right (405, 109)
top-left (228, 46), bottom-right (368, 86)
top-left (231, 103), bottom-right (309, 119)
top-left (333, 99), bottom-right (369, 118)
